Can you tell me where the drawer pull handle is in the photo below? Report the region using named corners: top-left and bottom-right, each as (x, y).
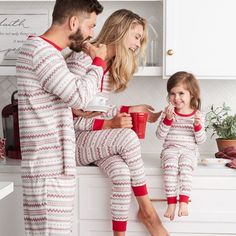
top-left (150, 198), bottom-right (192, 202)
top-left (150, 198), bottom-right (167, 202)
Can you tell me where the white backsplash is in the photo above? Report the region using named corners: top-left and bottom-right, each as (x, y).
top-left (0, 76), bottom-right (235, 155)
top-left (110, 77), bottom-right (236, 155)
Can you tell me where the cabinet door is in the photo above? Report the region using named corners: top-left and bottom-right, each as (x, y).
top-left (0, 174), bottom-right (25, 236)
top-left (164, 0), bottom-right (236, 79)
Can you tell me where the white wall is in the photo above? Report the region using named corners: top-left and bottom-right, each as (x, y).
top-left (110, 76), bottom-right (236, 155)
top-left (1, 75), bottom-right (235, 156)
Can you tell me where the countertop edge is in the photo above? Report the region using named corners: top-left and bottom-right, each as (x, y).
top-left (0, 153), bottom-right (235, 176)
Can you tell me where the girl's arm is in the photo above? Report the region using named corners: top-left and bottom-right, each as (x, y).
top-left (156, 113), bottom-right (173, 140)
top-left (194, 111), bottom-right (207, 144)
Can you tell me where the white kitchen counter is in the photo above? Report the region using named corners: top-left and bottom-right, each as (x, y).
top-left (0, 153), bottom-right (236, 236)
top-left (0, 153), bottom-right (235, 177)
top-left (0, 181), bottom-right (13, 200)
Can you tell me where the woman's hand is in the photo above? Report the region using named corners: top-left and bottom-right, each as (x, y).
top-left (102, 113), bottom-right (132, 129)
top-left (164, 103), bottom-right (175, 120)
top-left (129, 104), bottom-right (162, 123)
top-left (72, 108), bottom-right (102, 119)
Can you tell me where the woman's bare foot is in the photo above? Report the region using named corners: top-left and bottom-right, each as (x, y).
top-left (138, 207), bottom-right (169, 236)
top-left (164, 204), bottom-right (176, 221)
top-left (178, 202), bottom-right (188, 217)
top-left (114, 231), bottom-right (125, 236)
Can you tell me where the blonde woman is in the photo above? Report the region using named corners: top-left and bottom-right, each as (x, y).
top-left (67, 9), bottom-right (168, 236)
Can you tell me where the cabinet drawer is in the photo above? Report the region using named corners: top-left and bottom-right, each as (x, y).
top-left (78, 220), bottom-right (235, 236)
top-left (79, 220), bottom-right (150, 236)
top-left (78, 175), bottom-right (236, 234)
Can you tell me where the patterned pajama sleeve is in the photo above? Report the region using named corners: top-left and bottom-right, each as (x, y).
top-left (34, 46), bottom-right (105, 110)
top-left (194, 112), bottom-right (207, 144)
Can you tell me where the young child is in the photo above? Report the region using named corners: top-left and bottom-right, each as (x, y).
top-left (156, 71), bottom-right (206, 221)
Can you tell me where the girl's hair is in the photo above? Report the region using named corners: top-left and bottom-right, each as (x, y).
top-left (93, 9), bottom-right (148, 92)
top-left (167, 71), bottom-right (201, 110)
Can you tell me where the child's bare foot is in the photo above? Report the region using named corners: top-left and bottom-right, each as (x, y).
top-left (164, 204), bottom-right (176, 221)
top-left (178, 202), bottom-right (188, 217)
top-left (138, 208), bottom-right (169, 236)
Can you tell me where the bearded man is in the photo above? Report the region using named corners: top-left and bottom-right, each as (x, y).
top-left (16, 0), bottom-right (106, 235)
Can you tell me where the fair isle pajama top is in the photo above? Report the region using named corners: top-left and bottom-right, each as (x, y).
top-left (17, 36), bottom-right (106, 235)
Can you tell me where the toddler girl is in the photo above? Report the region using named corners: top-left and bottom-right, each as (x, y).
top-left (156, 71), bottom-right (206, 221)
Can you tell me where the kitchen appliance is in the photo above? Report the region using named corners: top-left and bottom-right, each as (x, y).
top-left (2, 90), bottom-right (21, 159)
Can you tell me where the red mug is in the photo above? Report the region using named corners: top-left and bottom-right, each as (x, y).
top-left (130, 112), bottom-right (148, 139)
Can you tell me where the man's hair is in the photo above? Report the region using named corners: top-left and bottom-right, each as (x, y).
top-left (52, 0), bottom-right (103, 24)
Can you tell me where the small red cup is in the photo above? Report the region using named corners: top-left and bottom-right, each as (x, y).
top-left (130, 112), bottom-right (148, 139)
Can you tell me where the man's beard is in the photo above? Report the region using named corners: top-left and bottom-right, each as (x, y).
top-left (69, 27), bottom-right (91, 52)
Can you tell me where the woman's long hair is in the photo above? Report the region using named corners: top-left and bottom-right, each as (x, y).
top-left (93, 9), bottom-right (148, 92)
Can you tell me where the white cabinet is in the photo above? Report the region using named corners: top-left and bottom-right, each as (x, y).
top-left (0, 156), bottom-right (236, 236)
top-left (0, 173), bottom-right (25, 236)
top-left (1, 0), bottom-right (236, 79)
top-left (78, 169), bottom-right (236, 235)
top-left (164, 0), bottom-right (236, 79)
top-left (0, 0), bottom-right (163, 77)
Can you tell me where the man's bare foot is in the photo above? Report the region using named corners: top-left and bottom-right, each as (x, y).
top-left (138, 208), bottom-right (169, 236)
top-left (178, 202), bottom-right (188, 217)
top-left (164, 204), bottom-right (176, 221)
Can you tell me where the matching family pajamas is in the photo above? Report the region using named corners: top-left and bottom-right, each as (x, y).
top-left (156, 110), bottom-right (206, 204)
top-left (17, 36), bottom-right (105, 235)
top-left (66, 51), bottom-right (148, 232)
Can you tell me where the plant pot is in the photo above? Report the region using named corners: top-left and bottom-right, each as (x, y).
top-left (216, 138), bottom-right (236, 152)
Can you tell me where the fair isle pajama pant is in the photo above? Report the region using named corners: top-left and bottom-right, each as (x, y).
top-left (161, 147), bottom-right (198, 204)
top-left (22, 176), bottom-right (76, 236)
top-left (75, 128), bottom-right (147, 232)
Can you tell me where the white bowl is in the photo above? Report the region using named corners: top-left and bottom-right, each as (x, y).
top-left (199, 158), bottom-right (231, 166)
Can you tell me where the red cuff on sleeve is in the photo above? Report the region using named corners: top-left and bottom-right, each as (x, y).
top-left (167, 196), bottom-right (177, 204)
top-left (92, 119), bottom-right (104, 130)
top-left (92, 57), bottom-right (107, 71)
top-left (179, 195), bottom-right (189, 204)
top-left (120, 106), bottom-right (130, 113)
top-left (132, 184), bottom-right (148, 196)
top-left (112, 220), bottom-right (127, 232)
top-left (163, 117), bottom-right (173, 126)
top-left (194, 124), bottom-right (202, 132)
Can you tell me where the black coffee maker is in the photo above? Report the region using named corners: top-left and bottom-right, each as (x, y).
top-left (2, 90), bottom-right (21, 159)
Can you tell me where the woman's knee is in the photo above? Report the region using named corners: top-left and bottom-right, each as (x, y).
top-left (109, 163), bottom-right (132, 186)
top-left (119, 128), bottom-right (140, 148)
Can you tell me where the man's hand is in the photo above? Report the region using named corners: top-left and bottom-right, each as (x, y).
top-left (129, 104), bottom-right (162, 123)
top-left (72, 108), bottom-right (102, 119)
top-left (102, 113), bottom-right (132, 129)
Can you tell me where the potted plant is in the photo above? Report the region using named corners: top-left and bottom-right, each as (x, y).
top-left (206, 103), bottom-right (236, 151)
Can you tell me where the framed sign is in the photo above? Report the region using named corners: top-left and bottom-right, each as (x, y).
top-left (0, 9), bottom-right (50, 66)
